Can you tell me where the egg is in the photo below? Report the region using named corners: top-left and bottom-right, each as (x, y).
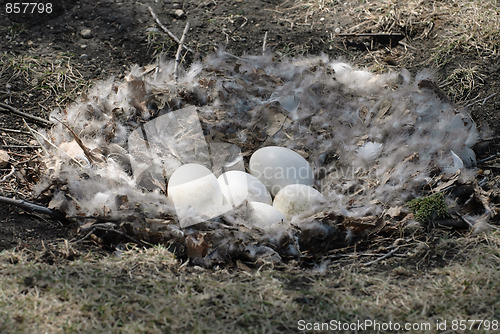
top-left (249, 146), bottom-right (314, 196)
top-left (218, 171), bottom-right (272, 207)
top-left (273, 184), bottom-right (326, 219)
top-left (246, 201), bottom-right (287, 230)
top-left (168, 163), bottom-right (227, 226)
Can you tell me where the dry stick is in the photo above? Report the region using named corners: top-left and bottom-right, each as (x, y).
top-left (23, 119), bottom-right (49, 156)
top-left (0, 195), bottom-right (65, 219)
top-left (148, 6), bottom-right (194, 53)
top-left (0, 145), bottom-right (39, 149)
top-left (363, 246), bottom-right (401, 266)
top-left (262, 31), bottom-right (268, 55)
top-left (0, 165), bottom-right (15, 183)
top-left (466, 93), bottom-right (497, 109)
top-left (0, 102), bottom-right (51, 126)
top-left (53, 117), bottom-right (98, 164)
top-left (0, 127), bottom-right (31, 135)
top-left (73, 223), bottom-right (146, 246)
top-left (174, 21), bottom-right (190, 82)
top-left (336, 32), bottom-right (404, 38)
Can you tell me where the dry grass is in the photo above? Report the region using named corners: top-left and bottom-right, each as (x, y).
top-left (282, 0), bottom-right (498, 102)
top-left (430, 0), bottom-right (499, 65)
top-left (0, 52), bottom-right (90, 115)
top-left (0, 232), bottom-right (499, 333)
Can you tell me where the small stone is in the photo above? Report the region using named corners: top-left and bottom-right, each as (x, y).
top-left (0, 150), bottom-right (10, 168)
top-left (80, 29), bottom-right (93, 39)
top-left (80, 44), bottom-right (87, 49)
top-left (173, 9), bottom-right (185, 19)
top-left (334, 27), bottom-right (341, 34)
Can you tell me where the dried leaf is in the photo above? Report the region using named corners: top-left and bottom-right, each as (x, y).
top-left (433, 171), bottom-right (460, 192)
top-left (474, 182), bottom-right (495, 217)
top-left (0, 150), bottom-right (10, 168)
top-left (386, 206), bottom-right (402, 218)
top-left (185, 232), bottom-right (210, 259)
top-left (265, 112), bottom-right (287, 137)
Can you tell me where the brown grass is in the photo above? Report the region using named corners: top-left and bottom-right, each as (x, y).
top-left (1, 232), bottom-right (499, 333)
top-left (0, 1), bottom-right (499, 333)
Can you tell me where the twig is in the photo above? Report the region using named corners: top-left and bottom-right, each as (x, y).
top-left (398, 40), bottom-right (416, 50)
top-left (0, 165), bottom-right (15, 183)
top-left (23, 119), bottom-right (49, 156)
top-left (0, 127), bottom-right (31, 135)
top-left (148, 6), bottom-right (194, 53)
top-left (53, 117), bottom-right (99, 164)
top-left (477, 153), bottom-right (500, 163)
top-left (0, 145), bottom-right (39, 149)
top-left (174, 21), bottom-right (190, 82)
top-left (0, 102), bottom-right (51, 126)
top-left (262, 31), bottom-right (268, 55)
top-left (336, 32), bottom-right (404, 38)
top-left (363, 246), bottom-right (401, 266)
top-left (465, 93), bottom-right (497, 109)
top-left (72, 223), bottom-right (146, 246)
top-left (0, 195), bottom-right (65, 219)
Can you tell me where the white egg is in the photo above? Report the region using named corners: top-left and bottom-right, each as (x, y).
top-left (249, 146), bottom-right (314, 196)
top-left (168, 163), bottom-right (227, 227)
top-left (273, 184), bottom-right (326, 219)
top-left (218, 171), bottom-right (272, 207)
top-left (247, 201), bottom-right (287, 230)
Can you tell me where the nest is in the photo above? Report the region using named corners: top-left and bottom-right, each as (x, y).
top-left (32, 51), bottom-right (496, 266)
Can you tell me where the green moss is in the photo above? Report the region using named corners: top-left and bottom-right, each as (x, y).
top-left (407, 192), bottom-right (450, 223)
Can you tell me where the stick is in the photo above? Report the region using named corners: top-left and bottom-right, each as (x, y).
top-left (0, 165), bottom-right (15, 183)
top-left (477, 153), bottom-right (500, 163)
top-left (148, 6), bottom-right (194, 53)
top-left (53, 117), bottom-right (99, 164)
top-left (262, 31), bottom-right (268, 55)
top-left (0, 195), bottom-right (65, 219)
top-left (73, 223), bottom-right (146, 246)
top-left (0, 145), bottom-right (39, 149)
top-left (0, 102), bottom-right (51, 126)
top-left (336, 32), bottom-right (404, 38)
top-left (23, 119), bottom-right (49, 156)
top-left (363, 246), bottom-right (400, 266)
top-left (174, 21), bottom-right (190, 82)
top-left (0, 127), bottom-right (31, 135)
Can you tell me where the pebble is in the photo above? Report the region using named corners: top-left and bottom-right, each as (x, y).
top-left (0, 150), bottom-right (10, 168)
top-left (80, 28), bottom-right (93, 39)
top-left (173, 9), bottom-right (185, 19)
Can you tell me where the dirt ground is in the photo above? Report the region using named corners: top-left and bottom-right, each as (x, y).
top-left (1, 1), bottom-right (500, 332)
top-left (1, 0), bottom-right (499, 259)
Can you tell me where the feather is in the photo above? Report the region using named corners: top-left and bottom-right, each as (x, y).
top-left (35, 50), bottom-right (482, 242)
top-left (357, 142), bottom-right (383, 161)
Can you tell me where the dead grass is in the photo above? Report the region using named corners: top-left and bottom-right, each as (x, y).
top-left (0, 232), bottom-right (499, 333)
top-left (283, 0), bottom-right (498, 103)
top-left (430, 0), bottom-right (499, 65)
top-left (0, 52), bottom-right (90, 115)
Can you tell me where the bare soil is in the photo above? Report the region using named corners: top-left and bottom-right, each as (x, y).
top-left (0, 0), bottom-right (499, 260)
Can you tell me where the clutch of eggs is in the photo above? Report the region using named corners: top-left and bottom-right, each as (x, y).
top-left (167, 146), bottom-right (325, 228)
